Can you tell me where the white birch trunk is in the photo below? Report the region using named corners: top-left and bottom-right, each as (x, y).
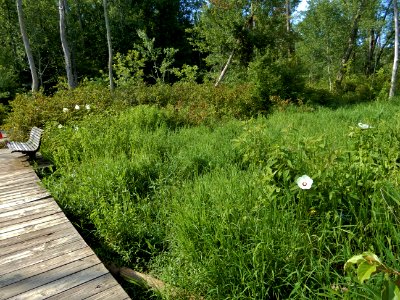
top-left (215, 50), bottom-right (234, 87)
top-left (390, 0), bottom-right (399, 98)
top-left (59, 0), bottom-right (76, 89)
top-left (16, 0), bottom-right (39, 92)
top-left (103, 0), bottom-right (114, 92)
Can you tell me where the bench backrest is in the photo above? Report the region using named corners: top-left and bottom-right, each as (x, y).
top-left (27, 127), bottom-right (44, 149)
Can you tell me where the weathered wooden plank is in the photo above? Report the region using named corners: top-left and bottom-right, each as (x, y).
top-left (0, 212), bottom-right (64, 235)
top-left (0, 190), bottom-right (51, 204)
top-left (0, 221), bottom-right (72, 255)
top-left (0, 194), bottom-right (52, 212)
top-left (85, 283), bottom-right (132, 300)
top-left (0, 174), bottom-right (40, 186)
top-left (0, 181), bottom-right (41, 194)
top-left (0, 184), bottom-right (45, 196)
top-left (0, 234), bottom-right (80, 267)
top-left (0, 224), bottom-right (74, 259)
top-left (44, 273), bottom-right (119, 300)
top-left (0, 207), bottom-right (62, 228)
top-left (0, 172), bottom-right (38, 183)
top-left (0, 249), bottom-right (94, 289)
top-left (0, 185), bottom-right (46, 197)
top-left (6, 263), bottom-right (109, 300)
top-left (2, 256), bottom-right (103, 299)
top-left (0, 239), bottom-right (88, 277)
top-left (0, 214), bottom-right (66, 241)
top-left (0, 168), bottom-right (34, 178)
top-left (0, 199), bottom-right (60, 221)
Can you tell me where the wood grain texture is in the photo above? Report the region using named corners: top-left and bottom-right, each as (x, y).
top-left (0, 149), bottom-right (130, 300)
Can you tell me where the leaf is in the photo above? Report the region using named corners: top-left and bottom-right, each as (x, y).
top-left (362, 251), bottom-right (382, 265)
top-left (382, 280), bottom-right (400, 300)
top-left (344, 254), bottom-right (365, 271)
top-left (357, 261), bottom-right (377, 284)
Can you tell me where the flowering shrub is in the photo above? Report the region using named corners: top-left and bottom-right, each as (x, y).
top-left (3, 84), bottom-right (117, 140)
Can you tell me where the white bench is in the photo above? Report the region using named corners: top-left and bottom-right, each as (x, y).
top-left (7, 127), bottom-right (44, 159)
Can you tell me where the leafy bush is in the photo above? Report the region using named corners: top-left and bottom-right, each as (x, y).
top-left (129, 81), bottom-right (262, 124)
top-left (0, 102), bottom-right (8, 126)
top-left (248, 53), bottom-right (306, 108)
top-left (5, 80), bottom-right (260, 141)
top-left (3, 84), bottom-right (120, 140)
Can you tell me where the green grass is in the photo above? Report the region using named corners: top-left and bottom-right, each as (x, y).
top-left (41, 101), bottom-right (400, 299)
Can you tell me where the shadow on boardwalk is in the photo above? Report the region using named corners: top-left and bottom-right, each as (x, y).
top-left (0, 149), bottom-right (131, 300)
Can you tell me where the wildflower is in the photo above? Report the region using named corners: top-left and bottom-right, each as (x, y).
top-left (85, 104), bottom-right (90, 110)
top-left (358, 122), bottom-right (373, 129)
top-left (58, 124), bottom-right (63, 129)
top-left (74, 126), bottom-right (79, 131)
top-left (296, 175), bottom-right (313, 190)
top-left (63, 107), bottom-right (69, 113)
top-left (75, 104), bottom-right (80, 110)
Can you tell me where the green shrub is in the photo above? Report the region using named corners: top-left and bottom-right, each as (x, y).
top-left (0, 103), bottom-right (8, 126)
top-left (248, 53), bottom-right (306, 108)
top-left (4, 84), bottom-right (121, 140)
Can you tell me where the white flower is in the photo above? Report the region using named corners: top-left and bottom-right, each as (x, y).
top-left (58, 124), bottom-right (63, 129)
top-left (63, 107), bottom-right (69, 113)
top-left (358, 122), bottom-right (373, 129)
top-left (296, 175), bottom-right (313, 190)
top-left (74, 126), bottom-right (79, 131)
top-left (85, 104), bottom-right (91, 110)
top-left (75, 104), bottom-right (80, 110)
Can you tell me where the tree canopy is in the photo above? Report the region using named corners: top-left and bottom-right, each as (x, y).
top-left (0, 0), bottom-right (398, 102)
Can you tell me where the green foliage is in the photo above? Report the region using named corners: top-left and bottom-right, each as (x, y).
top-left (172, 64), bottom-right (199, 82)
top-left (345, 252), bottom-right (400, 299)
top-left (38, 101), bottom-right (400, 299)
top-left (119, 81), bottom-right (261, 124)
top-left (0, 64), bottom-right (18, 99)
top-left (3, 84), bottom-right (118, 140)
top-left (113, 49), bottom-right (146, 86)
top-left (0, 102), bottom-right (9, 126)
top-left (135, 30), bottom-right (179, 83)
top-left (248, 53), bottom-right (306, 106)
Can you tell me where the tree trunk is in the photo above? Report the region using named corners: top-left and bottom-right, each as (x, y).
top-left (390, 0), bottom-right (399, 98)
top-left (215, 49), bottom-right (234, 87)
top-left (16, 0), bottom-right (39, 92)
top-left (365, 29), bottom-right (375, 75)
top-left (286, 0), bottom-right (294, 54)
top-left (59, 0), bottom-right (76, 89)
top-left (335, 5), bottom-right (363, 89)
top-left (103, 0), bottom-right (114, 92)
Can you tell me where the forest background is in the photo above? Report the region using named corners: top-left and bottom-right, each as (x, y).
top-left (0, 0), bottom-right (398, 107)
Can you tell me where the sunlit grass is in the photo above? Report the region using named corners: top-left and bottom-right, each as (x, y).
top-left (41, 100), bottom-right (400, 299)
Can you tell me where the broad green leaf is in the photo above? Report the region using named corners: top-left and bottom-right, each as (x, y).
top-left (357, 261), bottom-right (377, 283)
top-left (344, 254), bottom-right (365, 271)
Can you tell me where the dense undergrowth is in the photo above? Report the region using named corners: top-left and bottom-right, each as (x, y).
top-left (26, 99), bottom-right (400, 299)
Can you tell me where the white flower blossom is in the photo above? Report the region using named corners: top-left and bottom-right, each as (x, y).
top-left (58, 124), bottom-right (63, 129)
top-left (75, 104), bottom-right (80, 110)
top-left (358, 122), bottom-right (373, 129)
top-left (85, 104), bottom-right (91, 110)
top-left (296, 175), bottom-right (313, 190)
top-left (63, 107), bottom-right (69, 113)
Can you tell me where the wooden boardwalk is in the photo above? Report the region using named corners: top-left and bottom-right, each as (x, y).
top-left (0, 149), bottom-right (131, 300)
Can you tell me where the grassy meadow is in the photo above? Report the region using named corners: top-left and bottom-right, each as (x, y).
top-left (35, 100), bottom-right (400, 299)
